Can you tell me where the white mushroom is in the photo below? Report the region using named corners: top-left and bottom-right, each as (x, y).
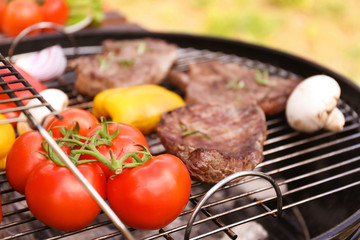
top-left (285, 75), bottom-right (345, 133)
top-left (17, 89), bottom-right (69, 135)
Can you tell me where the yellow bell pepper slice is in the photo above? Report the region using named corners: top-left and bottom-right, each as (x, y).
top-left (0, 114), bottom-right (16, 169)
top-left (92, 84), bottom-right (185, 134)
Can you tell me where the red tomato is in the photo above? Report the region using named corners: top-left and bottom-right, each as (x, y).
top-left (6, 131), bottom-right (47, 194)
top-left (40, 0), bottom-right (69, 25)
top-left (107, 154), bottom-right (191, 230)
top-left (0, 64), bottom-right (47, 124)
top-left (80, 122), bottom-right (150, 178)
top-left (25, 162), bottom-right (106, 231)
top-left (2, 0), bottom-right (43, 37)
top-left (0, 0), bottom-right (6, 32)
top-left (45, 108), bottom-right (100, 138)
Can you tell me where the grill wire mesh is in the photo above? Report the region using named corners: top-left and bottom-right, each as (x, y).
top-left (0, 45), bottom-right (359, 240)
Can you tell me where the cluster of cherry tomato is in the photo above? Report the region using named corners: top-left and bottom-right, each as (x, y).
top-left (0, 0), bottom-right (69, 37)
top-left (5, 108), bottom-right (192, 231)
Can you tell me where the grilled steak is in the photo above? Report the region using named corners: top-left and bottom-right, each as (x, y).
top-left (157, 103), bottom-right (267, 183)
top-left (69, 38), bottom-right (178, 96)
top-left (168, 60), bottom-right (301, 115)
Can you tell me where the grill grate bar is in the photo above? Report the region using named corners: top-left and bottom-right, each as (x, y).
top-left (263, 142), bottom-right (360, 175)
top-left (264, 121), bottom-right (359, 147)
top-left (0, 103), bottom-right (52, 116)
top-left (0, 86), bottom-right (34, 93)
top-left (265, 117), bottom-right (285, 126)
top-left (260, 131), bottom-right (360, 167)
top-left (188, 208), bottom-right (279, 240)
top-left (278, 154), bottom-right (360, 187)
top-left (265, 114), bottom-right (358, 146)
top-left (282, 168), bottom-right (360, 198)
top-left (0, 94), bottom-right (41, 104)
top-left (2, 196), bottom-right (26, 206)
top-left (187, 178), bottom-right (283, 236)
top-left (0, 216), bottom-right (37, 232)
top-left (45, 220), bottom-right (115, 240)
top-left (189, 198), bottom-right (238, 240)
top-left (265, 124), bottom-right (293, 136)
top-left (2, 225), bottom-right (49, 240)
top-left (2, 207), bottom-right (28, 219)
top-left (264, 102), bottom-right (358, 147)
top-left (282, 180), bottom-right (360, 211)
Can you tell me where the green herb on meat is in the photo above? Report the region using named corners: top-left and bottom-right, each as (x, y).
top-left (226, 77), bottom-right (247, 90)
top-left (118, 59), bottom-right (135, 67)
top-left (179, 122), bottom-right (211, 139)
top-left (137, 42), bottom-right (147, 55)
top-left (97, 56), bottom-right (109, 71)
top-left (254, 69), bottom-right (275, 86)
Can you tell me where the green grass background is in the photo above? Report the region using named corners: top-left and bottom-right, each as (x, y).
top-left (103, 0), bottom-right (360, 86)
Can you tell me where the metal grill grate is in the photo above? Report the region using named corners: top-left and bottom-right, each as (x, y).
top-left (0, 46), bottom-right (359, 240)
top-left (0, 56), bottom-right (57, 125)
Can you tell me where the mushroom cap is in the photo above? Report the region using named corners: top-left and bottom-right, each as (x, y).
top-left (285, 75), bottom-right (342, 133)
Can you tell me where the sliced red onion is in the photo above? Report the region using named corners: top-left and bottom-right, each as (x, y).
top-left (15, 45), bottom-right (67, 82)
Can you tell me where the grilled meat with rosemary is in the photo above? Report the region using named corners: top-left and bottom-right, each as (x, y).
top-left (69, 38), bottom-right (178, 97)
top-left (168, 60), bottom-right (301, 115)
top-left (157, 103), bottom-right (267, 183)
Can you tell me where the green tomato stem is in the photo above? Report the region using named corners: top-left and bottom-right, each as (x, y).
top-left (45, 120), bottom-right (153, 175)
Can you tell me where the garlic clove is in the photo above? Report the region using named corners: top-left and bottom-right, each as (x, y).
top-left (17, 89), bottom-right (69, 135)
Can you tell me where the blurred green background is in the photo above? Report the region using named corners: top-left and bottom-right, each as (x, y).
top-left (102, 0), bottom-right (360, 86)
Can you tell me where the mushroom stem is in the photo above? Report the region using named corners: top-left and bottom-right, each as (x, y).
top-left (324, 107), bottom-right (345, 132)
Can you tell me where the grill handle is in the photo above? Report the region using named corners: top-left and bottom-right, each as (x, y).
top-left (184, 171), bottom-right (283, 240)
top-left (7, 21), bottom-right (78, 62)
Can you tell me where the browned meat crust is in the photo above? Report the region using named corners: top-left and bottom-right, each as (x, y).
top-left (157, 103), bottom-right (267, 183)
top-left (69, 38), bottom-right (178, 96)
top-left (169, 60), bottom-right (301, 115)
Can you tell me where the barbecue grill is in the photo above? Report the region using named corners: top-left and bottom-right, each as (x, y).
top-left (0, 29), bottom-right (359, 240)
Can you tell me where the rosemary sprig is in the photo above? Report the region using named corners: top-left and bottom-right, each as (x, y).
top-left (226, 77), bottom-right (247, 90)
top-left (118, 59), bottom-right (135, 67)
top-left (179, 122), bottom-right (211, 139)
top-left (254, 69), bottom-right (275, 86)
top-left (97, 56), bottom-right (109, 71)
top-left (137, 42), bottom-right (147, 54)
